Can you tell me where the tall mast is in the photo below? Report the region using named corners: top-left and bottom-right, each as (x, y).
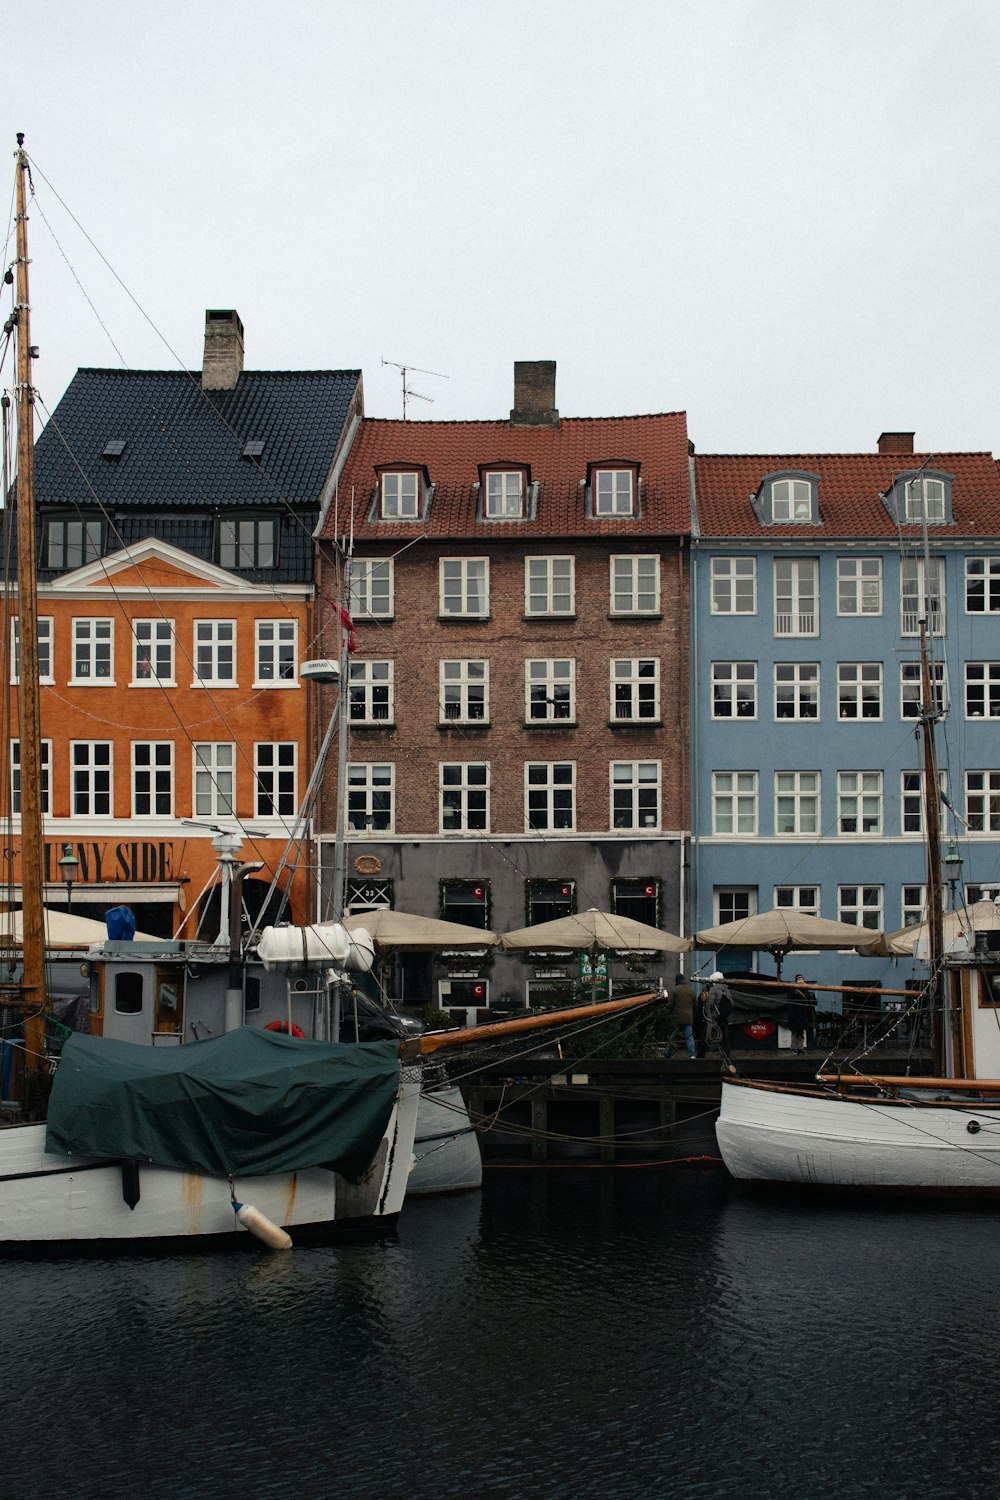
top-left (11, 135), bottom-right (47, 1086)
top-left (919, 616), bottom-right (944, 1057)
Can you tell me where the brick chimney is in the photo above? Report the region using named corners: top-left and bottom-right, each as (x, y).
top-left (877, 431), bottom-right (914, 454)
top-left (202, 309), bottom-right (245, 391)
top-left (510, 360), bottom-right (559, 426)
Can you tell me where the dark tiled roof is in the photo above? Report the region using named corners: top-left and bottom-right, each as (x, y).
top-left (323, 413), bottom-right (692, 542)
top-left (694, 451), bottom-right (1000, 538)
top-left (33, 367), bottom-right (361, 511)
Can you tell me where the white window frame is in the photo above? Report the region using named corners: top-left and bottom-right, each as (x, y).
top-left (611, 658), bottom-right (660, 721)
top-left (837, 557), bottom-right (882, 616)
top-left (525, 556), bottom-right (574, 616)
top-left (132, 742), bottom-right (174, 818)
top-left (10, 739), bottom-right (51, 816)
top-left (525, 762), bottom-right (576, 832)
top-left (900, 770), bottom-right (947, 837)
top-left (771, 477), bottom-right (813, 522)
top-left (440, 660), bottom-right (488, 724)
top-left (594, 469), bottom-right (635, 517)
top-left (440, 762), bottom-right (490, 833)
top-left (710, 557), bottom-right (756, 615)
top-left (904, 476), bottom-right (946, 522)
top-left (380, 472), bottom-right (420, 519)
top-left (254, 620), bottom-right (298, 686)
top-left (525, 659), bottom-right (574, 723)
top-left (610, 761), bottom-right (660, 830)
top-left (966, 771), bottom-right (1000, 834)
top-left (901, 660), bottom-right (947, 719)
top-left (131, 619), bottom-right (176, 687)
top-left (712, 662), bottom-right (757, 719)
top-left (837, 770), bottom-right (883, 835)
top-left (774, 559), bottom-right (818, 637)
top-left (837, 663), bottom-right (882, 721)
top-left (254, 742), bottom-right (298, 819)
top-left (774, 884), bottom-right (819, 916)
top-left (350, 659), bottom-right (395, 724)
top-left (902, 885), bottom-right (927, 927)
top-left (611, 554), bottom-right (660, 615)
top-left (10, 617), bottom-right (54, 685)
top-left (71, 740), bottom-right (113, 818)
top-left (193, 620), bottom-right (236, 686)
top-left (714, 888), bottom-right (757, 925)
top-left (347, 763), bottom-right (394, 833)
top-left (775, 771), bottom-right (820, 835)
top-left (484, 471), bottom-right (524, 519)
top-left (838, 884), bottom-right (883, 931)
top-left (71, 618), bottom-right (114, 684)
top-left (440, 557), bottom-right (489, 618)
top-left (965, 663), bottom-right (1000, 720)
top-left (966, 557), bottom-right (1000, 614)
top-left (711, 771), bottom-right (758, 836)
top-left (774, 662), bottom-right (819, 721)
top-left (900, 558), bottom-right (945, 636)
top-left (350, 559), bottom-right (394, 619)
top-left (193, 742), bottom-right (235, 818)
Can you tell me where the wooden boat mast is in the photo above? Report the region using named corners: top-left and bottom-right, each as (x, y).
top-left (11, 135), bottom-right (47, 1084)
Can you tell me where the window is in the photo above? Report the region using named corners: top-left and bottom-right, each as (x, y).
top-left (838, 663), bottom-right (882, 720)
top-left (526, 762), bottom-right (575, 831)
top-left (775, 885), bottom-right (819, 916)
top-left (712, 662), bottom-right (756, 719)
top-left (611, 878), bottom-right (659, 927)
top-left (71, 741), bottom-right (113, 817)
top-left (526, 556), bottom-right (574, 616)
top-left (441, 558), bottom-right (488, 617)
top-left (194, 621), bottom-right (236, 685)
top-left (440, 763), bottom-right (489, 832)
top-left (966, 771), bottom-right (1000, 833)
top-left (255, 620), bottom-right (297, 684)
top-left (837, 557), bottom-right (882, 615)
top-left (594, 469), bottom-right (635, 517)
top-left (526, 659), bottom-right (574, 722)
top-left (901, 770), bottom-right (947, 836)
top-left (132, 620), bottom-right (175, 685)
top-left (838, 771), bottom-right (882, 834)
top-left (351, 660), bottom-right (394, 723)
top-left (484, 471), bottom-right (524, 519)
top-left (771, 477), bottom-right (814, 522)
top-left (527, 878), bottom-right (575, 925)
top-left (11, 617), bottom-right (53, 684)
top-left (350, 559), bottom-right (393, 619)
top-left (966, 557), bottom-right (1000, 614)
top-left (441, 880), bottom-right (490, 929)
top-left (775, 771), bottom-right (820, 835)
top-left (611, 761), bottom-right (660, 829)
top-left (611, 555), bottom-right (660, 615)
top-left (72, 618), bottom-right (113, 682)
top-left (193, 743), bottom-right (235, 818)
top-left (902, 885), bottom-right (927, 927)
top-left (380, 472), bottom-right (420, 519)
top-left (347, 763), bottom-right (393, 832)
top-left (715, 888), bottom-right (755, 925)
top-left (254, 743), bottom-right (297, 818)
top-left (114, 972), bottom-right (143, 1016)
top-left (45, 518), bottom-right (101, 569)
top-left (900, 558), bottom-right (944, 635)
top-left (132, 742), bottom-right (174, 817)
top-left (774, 663), bottom-right (819, 720)
top-left (346, 878), bottom-right (393, 913)
top-left (838, 885), bottom-right (883, 930)
top-left (440, 660), bottom-right (488, 723)
top-left (710, 557), bottom-right (755, 615)
top-left (901, 660), bottom-right (946, 719)
top-left (712, 771), bottom-right (758, 835)
top-left (774, 559), bottom-right (818, 637)
top-left (904, 476), bottom-right (946, 522)
top-left (10, 740), bottom-right (51, 815)
top-left (611, 658), bottom-right (659, 721)
top-left (218, 518), bottom-right (276, 569)
top-left (966, 663), bottom-right (1000, 719)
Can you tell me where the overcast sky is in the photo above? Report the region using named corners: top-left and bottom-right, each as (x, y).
top-left (8, 1), bottom-right (1000, 457)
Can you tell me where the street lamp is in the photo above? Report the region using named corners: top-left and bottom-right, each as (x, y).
top-left (943, 840), bottom-right (964, 911)
top-left (58, 843), bottom-right (80, 911)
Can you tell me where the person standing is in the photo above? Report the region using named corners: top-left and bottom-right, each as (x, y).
top-left (665, 972), bottom-right (697, 1059)
top-left (702, 971), bottom-right (733, 1061)
top-left (788, 973), bottom-right (815, 1055)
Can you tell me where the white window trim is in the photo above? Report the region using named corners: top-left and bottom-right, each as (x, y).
top-left (350, 659), bottom-right (396, 726)
top-left (774, 663), bottom-right (820, 721)
top-left (711, 770), bottom-right (759, 837)
top-left (10, 617), bottom-right (54, 686)
top-left (440, 659), bottom-right (489, 725)
top-left (524, 761), bottom-right (576, 834)
top-left (774, 770), bottom-right (821, 836)
top-left (350, 558), bottom-right (395, 620)
top-left (837, 770), bottom-right (883, 836)
top-left (347, 762), bottom-right (395, 834)
top-left (710, 557), bottom-right (756, 616)
top-left (380, 471), bottom-right (421, 520)
top-left (774, 559), bottom-right (819, 638)
top-left (193, 742), bottom-right (236, 819)
top-left (610, 658), bottom-right (660, 722)
top-left (484, 471), bottom-right (525, 520)
top-left (837, 662), bottom-right (883, 722)
top-left (10, 739), bottom-right (52, 818)
top-left (966, 556), bottom-right (1000, 615)
top-left (254, 619), bottom-right (299, 689)
top-left (836, 557), bottom-right (883, 617)
top-left (610, 760), bottom-right (661, 831)
top-left (525, 658), bottom-right (575, 723)
top-left (131, 619), bottom-right (176, 688)
top-left (193, 619), bottom-right (238, 687)
top-left (770, 477), bottom-right (814, 523)
top-left (254, 742), bottom-right (298, 820)
top-left (525, 556), bottom-right (575, 617)
top-left (610, 554), bottom-right (660, 615)
top-left (439, 762), bottom-right (491, 834)
top-left (711, 662), bottom-right (757, 720)
top-left (900, 558), bottom-right (945, 636)
top-left (964, 662), bottom-right (1000, 720)
top-left (70, 617), bottom-right (115, 686)
top-left (70, 740), bottom-right (114, 819)
top-left (131, 741), bottom-right (175, 819)
top-left (594, 469), bottom-right (635, 517)
top-left (440, 557), bottom-right (490, 618)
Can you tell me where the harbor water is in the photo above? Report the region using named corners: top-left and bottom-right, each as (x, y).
top-left (6, 1163), bottom-right (1000, 1499)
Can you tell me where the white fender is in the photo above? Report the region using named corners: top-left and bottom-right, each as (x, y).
top-left (234, 1201), bottom-right (293, 1250)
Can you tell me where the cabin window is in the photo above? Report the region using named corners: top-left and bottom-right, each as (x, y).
top-left (114, 972), bottom-right (144, 1015)
top-left (245, 976), bottom-right (262, 1014)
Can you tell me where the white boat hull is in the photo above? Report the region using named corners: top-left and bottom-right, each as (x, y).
top-left (408, 1083), bottom-right (482, 1197)
top-left (717, 1078), bottom-right (1000, 1194)
top-left (0, 1069), bottom-right (422, 1244)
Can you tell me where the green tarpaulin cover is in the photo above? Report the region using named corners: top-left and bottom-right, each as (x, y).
top-left (45, 1028), bottom-right (402, 1179)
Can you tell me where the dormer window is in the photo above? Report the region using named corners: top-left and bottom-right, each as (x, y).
top-left (588, 463), bottom-right (638, 517)
top-left (882, 470), bottom-right (953, 526)
top-left (479, 464), bottom-right (531, 520)
top-left (380, 471), bottom-right (420, 519)
top-left (754, 471), bottom-right (818, 525)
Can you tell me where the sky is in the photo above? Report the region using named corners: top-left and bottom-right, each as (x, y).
top-left (7, 0), bottom-right (1000, 456)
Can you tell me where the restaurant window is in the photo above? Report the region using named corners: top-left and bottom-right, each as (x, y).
top-left (440, 880), bottom-right (490, 929)
top-left (526, 879), bottom-right (575, 925)
top-left (611, 878), bottom-right (659, 927)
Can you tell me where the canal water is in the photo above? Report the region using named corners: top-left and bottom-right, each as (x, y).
top-left (6, 1164), bottom-right (1000, 1499)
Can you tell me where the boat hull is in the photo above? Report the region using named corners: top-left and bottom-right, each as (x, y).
top-left (408, 1083), bottom-right (482, 1197)
top-left (717, 1078), bottom-right (1000, 1194)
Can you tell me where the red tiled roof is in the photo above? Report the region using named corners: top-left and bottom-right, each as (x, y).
top-left (694, 452), bottom-right (1000, 538)
top-left (321, 413), bottom-right (692, 541)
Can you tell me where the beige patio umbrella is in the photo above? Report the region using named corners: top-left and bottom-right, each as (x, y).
top-left (500, 907), bottom-right (689, 954)
top-left (692, 909), bottom-right (878, 974)
top-left (343, 908), bottom-right (497, 950)
top-left (865, 899), bottom-right (1000, 958)
top-left (0, 907), bottom-right (163, 947)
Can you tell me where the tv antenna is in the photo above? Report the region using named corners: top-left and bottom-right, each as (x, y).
top-left (381, 358), bottom-right (448, 420)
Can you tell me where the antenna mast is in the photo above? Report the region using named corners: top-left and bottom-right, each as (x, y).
top-left (381, 358), bottom-right (448, 420)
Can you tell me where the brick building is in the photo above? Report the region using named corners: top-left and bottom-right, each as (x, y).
top-left (315, 362), bottom-right (692, 1018)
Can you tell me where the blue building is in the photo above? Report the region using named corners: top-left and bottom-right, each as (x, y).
top-left (689, 431), bottom-right (1000, 994)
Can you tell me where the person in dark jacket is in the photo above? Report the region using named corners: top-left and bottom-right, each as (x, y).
top-left (788, 973), bottom-right (815, 1054)
top-left (665, 973), bottom-right (697, 1058)
top-left (700, 971), bottom-right (733, 1060)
